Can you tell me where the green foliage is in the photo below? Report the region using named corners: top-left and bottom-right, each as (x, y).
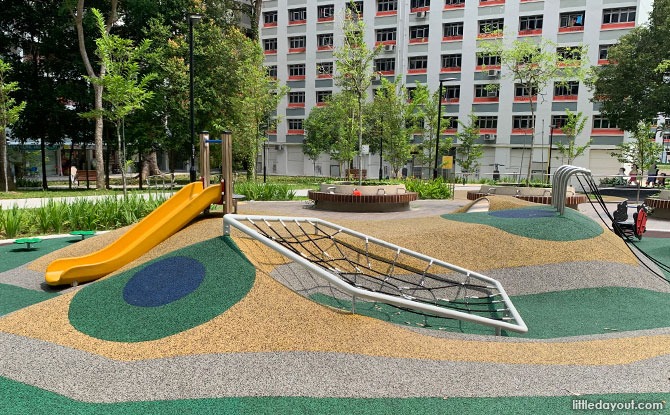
top-left (590, 0), bottom-right (670, 131)
top-left (610, 122), bottom-right (663, 172)
top-left (554, 109), bottom-right (592, 165)
top-left (234, 182), bottom-right (296, 201)
top-left (0, 58), bottom-right (27, 192)
top-left (403, 177), bottom-right (452, 199)
top-left (411, 84), bottom-right (452, 167)
top-left (2, 205), bottom-right (23, 238)
top-left (455, 113), bottom-right (484, 173)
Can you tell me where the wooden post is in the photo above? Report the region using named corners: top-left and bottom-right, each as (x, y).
top-left (222, 131), bottom-right (233, 214)
top-left (199, 131), bottom-right (210, 187)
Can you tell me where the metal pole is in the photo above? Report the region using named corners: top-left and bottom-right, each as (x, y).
top-left (379, 121), bottom-right (383, 180)
top-left (433, 80), bottom-right (444, 180)
top-left (547, 125), bottom-right (555, 182)
top-left (263, 142), bottom-right (267, 183)
top-left (189, 18), bottom-right (196, 183)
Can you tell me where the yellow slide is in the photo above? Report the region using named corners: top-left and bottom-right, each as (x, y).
top-left (45, 182), bottom-right (223, 286)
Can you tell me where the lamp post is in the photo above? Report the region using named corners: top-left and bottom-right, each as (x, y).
top-left (379, 117), bottom-right (383, 180)
top-left (433, 78), bottom-right (457, 180)
top-left (546, 124), bottom-right (556, 183)
top-left (188, 13), bottom-right (203, 183)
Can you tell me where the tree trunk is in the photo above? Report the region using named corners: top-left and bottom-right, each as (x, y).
top-left (168, 149), bottom-right (175, 173)
top-left (139, 151), bottom-right (162, 187)
top-left (94, 85), bottom-right (105, 188)
top-left (116, 123), bottom-right (126, 198)
top-left (0, 129), bottom-right (9, 192)
top-left (40, 136), bottom-right (48, 190)
top-left (250, 0), bottom-right (262, 41)
top-left (525, 96), bottom-right (536, 186)
top-left (104, 140), bottom-right (110, 189)
top-left (357, 98), bottom-right (363, 186)
top-left (68, 142), bottom-right (74, 189)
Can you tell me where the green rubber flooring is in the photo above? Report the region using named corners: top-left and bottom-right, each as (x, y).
top-left (0, 283), bottom-right (57, 317)
top-left (68, 236), bottom-right (255, 342)
top-left (441, 206), bottom-right (604, 241)
top-left (313, 286), bottom-right (670, 338)
top-left (630, 237), bottom-right (670, 280)
top-left (1, 376), bottom-right (668, 414)
top-left (0, 236), bottom-right (84, 273)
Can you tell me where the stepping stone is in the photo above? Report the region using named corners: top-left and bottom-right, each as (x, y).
top-left (14, 238), bottom-right (41, 250)
top-left (70, 231), bottom-right (96, 240)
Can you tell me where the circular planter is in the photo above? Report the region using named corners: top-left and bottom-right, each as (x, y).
top-left (309, 183), bottom-right (418, 212)
top-left (645, 190), bottom-right (670, 219)
top-left (467, 185), bottom-right (587, 210)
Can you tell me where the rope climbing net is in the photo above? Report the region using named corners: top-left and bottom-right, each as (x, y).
top-left (224, 214), bottom-right (527, 335)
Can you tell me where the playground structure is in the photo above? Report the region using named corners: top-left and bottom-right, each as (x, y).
top-left (44, 132), bottom-right (235, 286)
top-left (308, 183), bottom-right (418, 212)
top-left (467, 184), bottom-right (588, 210)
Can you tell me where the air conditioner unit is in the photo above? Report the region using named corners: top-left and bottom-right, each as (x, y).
top-left (484, 134), bottom-right (497, 141)
top-left (383, 44), bottom-right (395, 52)
top-left (487, 69), bottom-right (500, 77)
top-left (416, 11), bottom-right (427, 18)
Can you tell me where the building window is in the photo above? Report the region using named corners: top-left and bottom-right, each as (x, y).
top-left (599, 45), bottom-right (612, 60)
top-left (288, 64), bottom-right (306, 78)
top-left (593, 115), bottom-right (616, 129)
top-left (556, 46), bottom-right (582, 61)
top-left (263, 38), bottom-right (277, 53)
top-left (479, 18), bottom-right (504, 35)
top-left (477, 54), bottom-right (501, 67)
top-left (442, 54), bottom-right (462, 69)
top-left (266, 65), bottom-right (277, 79)
top-left (478, 116), bottom-right (498, 129)
top-left (443, 22), bottom-right (464, 38)
top-left (316, 90), bottom-right (332, 103)
top-left (445, 0), bottom-right (465, 5)
top-left (347, 1), bottom-right (363, 16)
top-left (603, 7), bottom-right (636, 24)
top-left (443, 85), bottom-right (461, 101)
top-left (411, 0), bottom-right (430, 10)
top-left (408, 56), bottom-right (428, 71)
top-left (443, 117), bottom-right (459, 130)
top-left (377, 0), bottom-right (398, 13)
top-left (376, 28), bottom-right (397, 43)
top-left (288, 119), bottom-right (304, 131)
top-left (317, 33), bottom-right (333, 49)
top-left (519, 15), bottom-right (543, 32)
top-left (318, 5), bottom-right (335, 20)
top-left (559, 11), bottom-right (585, 29)
top-left (289, 91), bottom-right (305, 105)
top-left (263, 11), bottom-right (277, 26)
top-left (317, 61), bottom-right (333, 76)
top-left (554, 81), bottom-right (579, 97)
top-left (375, 58), bottom-right (396, 73)
top-left (409, 25), bottom-right (430, 42)
top-left (551, 115), bottom-right (569, 128)
top-left (514, 84), bottom-right (538, 98)
top-left (474, 84), bottom-right (499, 98)
top-left (289, 36), bottom-right (306, 50)
top-left (288, 8), bottom-right (307, 24)
top-left (513, 115), bottom-right (535, 130)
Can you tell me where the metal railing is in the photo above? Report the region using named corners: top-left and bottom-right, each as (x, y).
top-left (146, 173), bottom-right (176, 200)
top-left (552, 165), bottom-right (592, 215)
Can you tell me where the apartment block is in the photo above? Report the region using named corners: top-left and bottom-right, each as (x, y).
top-left (261, 0), bottom-right (650, 179)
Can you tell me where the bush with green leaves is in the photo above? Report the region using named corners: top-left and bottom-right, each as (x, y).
top-left (403, 177), bottom-right (452, 199)
top-left (234, 182), bottom-right (296, 201)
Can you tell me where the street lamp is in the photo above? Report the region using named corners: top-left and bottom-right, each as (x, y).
top-left (546, 124), bottom-right (556, 183)
top-left (188, 13), bottom-right (203, 183)
top-left (433, 77), bottom-right (457, 180)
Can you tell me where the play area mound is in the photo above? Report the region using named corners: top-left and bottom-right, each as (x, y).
top-left (0, 196), bottom-right (669, 413)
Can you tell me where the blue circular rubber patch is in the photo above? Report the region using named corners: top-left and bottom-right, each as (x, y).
top-left (123, 256), bottom-right (206, 307)
top-left (489, 208), bottom-right (557, 219)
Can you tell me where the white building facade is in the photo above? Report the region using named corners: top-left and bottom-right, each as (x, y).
top-left (261, 0), bottom-right (651, 179)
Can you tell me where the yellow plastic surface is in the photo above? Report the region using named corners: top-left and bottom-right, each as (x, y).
top-left (45, 182), bottom-right (223, 286)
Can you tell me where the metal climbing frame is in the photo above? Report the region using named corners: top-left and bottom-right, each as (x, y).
top-left (552, 165), bottom-right (592, 215)
top-left (223, 214), bottom-right (528, 335)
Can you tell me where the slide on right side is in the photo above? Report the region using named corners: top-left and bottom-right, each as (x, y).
top-left (45, 182), bottom-right (223, 286)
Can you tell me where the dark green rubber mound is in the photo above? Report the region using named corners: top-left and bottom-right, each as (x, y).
top-left (0, 237), bottom-right (82, 273)
top-left (441, 206), bottom-right (604, 241)
top-left (0, 283), bottom-right (57, 317)
top-left (313, 286), bottom-right (670, 338)
top-left (68, 236), bottom-right (255, 342)
top-left (631, 237), bottom-right (670, 280)
top-left (1, 376), bottom-right (669, 415)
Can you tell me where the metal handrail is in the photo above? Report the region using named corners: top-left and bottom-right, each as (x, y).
top-left (146, 173), bottom-right (175, 200)
top-left (224, 214), bottom-right (528, 335)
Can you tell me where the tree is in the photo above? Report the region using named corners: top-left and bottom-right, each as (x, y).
top-left (554, 109), bottom-right (592, 166)
top-left (0, 59), bottom-right (26, 192)
top-left (84, 8), bottom-right (155, 197)
top-left (333, 3), bottom-right (380, 184)
top-left (328, 92), bottom-right (358, 177)
top-left (479, 32), bottom-right (587, 184)
top-left (610, 122), bottom-right (663, 202)
top-left (72, 0), bottom-right (119, 189)
top-left (365, 78), bottom-right (422, 177)
top-left (303, 104), bottom-right (336, 176)
top-left (412, 84), bottom-right (453, 169)
top-left (590, 0), bottom-right (670, 131)
top-left (455, 113), bottom-right (484, 175)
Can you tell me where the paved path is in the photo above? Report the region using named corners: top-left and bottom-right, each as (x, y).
top-left (0, 192), bottom-right (168, 209)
